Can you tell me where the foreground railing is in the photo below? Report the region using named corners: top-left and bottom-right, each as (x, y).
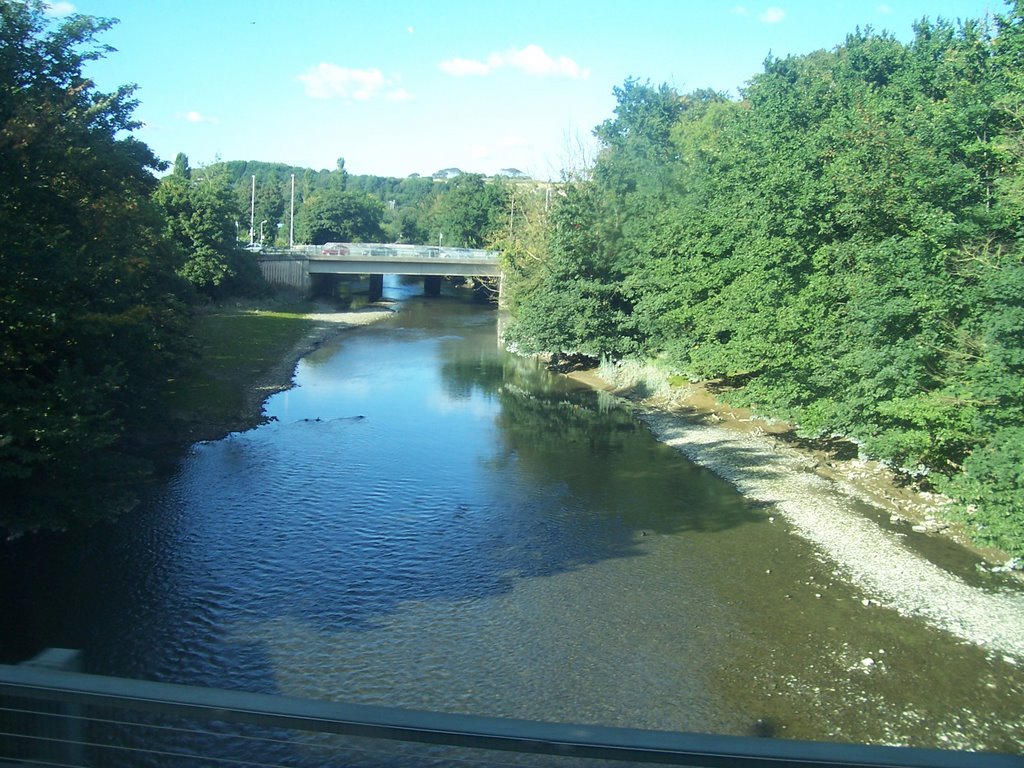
top-left (0, 655), bottom-right (1017, 768)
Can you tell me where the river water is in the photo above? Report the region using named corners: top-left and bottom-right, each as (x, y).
top-left (2, 279), bottom-right (1022, 760)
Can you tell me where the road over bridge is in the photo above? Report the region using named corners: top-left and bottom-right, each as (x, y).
top-left (256, 243), bottom-right (501, 300)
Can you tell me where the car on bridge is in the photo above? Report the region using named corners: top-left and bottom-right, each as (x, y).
top-left (321, 243), bottom-right (350, 256)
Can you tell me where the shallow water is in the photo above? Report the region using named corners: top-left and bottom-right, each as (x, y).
top-left (2, 279), bottom-right (1022, 757)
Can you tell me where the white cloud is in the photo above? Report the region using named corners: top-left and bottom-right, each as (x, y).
top-left (179, 111), bottom-right (219, 125)
top-left (43, 2), bottom-right (76, 16)
top-left (440, 44), bottom-right (589, 80)
top-left (760, 6), bottom-right (785, 23)
top-left (298, 63), bottom-right (407, 101)
top-left (407, 26), bottom-right (414, 34)
top-left (504, 45), bottom-right (589, 78)
top-left (730, 5), bottom-right (749, 15)
top-left (878, 4), bottom-right (892, 13)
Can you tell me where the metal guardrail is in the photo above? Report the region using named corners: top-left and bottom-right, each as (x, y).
top-left (263, 243), bottom-right (500, 263)
top-left (1, 661), bottom-right (1018, 768)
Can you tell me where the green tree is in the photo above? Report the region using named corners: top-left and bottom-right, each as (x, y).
top-left (153, 160), bottom-right (262, 296)
top-left (506, 81), bottom-right (695, 357)
top-left (295, 188), bottom-right (384, 244)
top-left (492, 183), bottom-right (552, 311)
top-left (428, 173), bottom-right (508, 248)
top-left (503, 179), bottom-right (636, 357)
top-left (593, 78), bottom-right (687, 208)
top-left (938, 2), bottom-right (1024, 551)
top-left (172, 151), bottom-right (192, 180)
top-left (252, 170), bottom-right (286, 246)
top-left (0, 1), bottom-right (191, 532)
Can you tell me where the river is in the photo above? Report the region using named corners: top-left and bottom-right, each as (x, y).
top-left (2, 278), bottom-right (1022, 759)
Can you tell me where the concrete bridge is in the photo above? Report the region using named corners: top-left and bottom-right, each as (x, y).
top-left (256, 243), bottom-right (501, 301)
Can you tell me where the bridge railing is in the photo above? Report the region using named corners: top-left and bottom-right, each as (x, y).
top-left (0, 656), bottom-right (1013, 768)
top-left (262, 244), bottom-right (499, 262)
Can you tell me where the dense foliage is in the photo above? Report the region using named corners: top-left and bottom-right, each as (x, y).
top-left (428, 173), bottom-right (510, 248)
top-left (506, 5), bottom-right (1024, 556)
top-left (153, 154), bottom-right (266, 296)
top-left (0, 1), bottom-right (191, 531)
top-left (295, 187), bottom-right (385, 245)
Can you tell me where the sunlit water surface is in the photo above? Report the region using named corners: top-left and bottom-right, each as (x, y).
top-left (3, 279), bottom-right (1022, 760)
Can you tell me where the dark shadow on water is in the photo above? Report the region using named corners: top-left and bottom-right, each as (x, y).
top-left (492, 383), bottom-right (774, 537)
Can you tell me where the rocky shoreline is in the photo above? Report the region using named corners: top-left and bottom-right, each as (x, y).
top-left (568, 362), bottom-right (1024, 659)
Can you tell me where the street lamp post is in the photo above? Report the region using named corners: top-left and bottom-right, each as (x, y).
top-left (259, 219), bottom-right (269, 244)
top-left (249, 175), bottom-right (256, 245)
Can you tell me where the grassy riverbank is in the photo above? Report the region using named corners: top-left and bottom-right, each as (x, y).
top-left (155, 295), bottom-right (396, 449)
top-left (159, 298), bottom-right (317, 445)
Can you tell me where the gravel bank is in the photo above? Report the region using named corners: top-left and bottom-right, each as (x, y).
top-left (577, 364), bottom-right (1024, 660)
top-left (303, 305), bottom-right (397, 327)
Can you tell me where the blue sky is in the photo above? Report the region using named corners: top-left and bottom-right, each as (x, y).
top-left (53, 0), bottom-right (1000, 179)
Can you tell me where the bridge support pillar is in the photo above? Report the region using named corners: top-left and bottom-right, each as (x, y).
top-left (368, 274), bottom-right (384, 302)
top-left (424, 275), bottom-right (442, 297)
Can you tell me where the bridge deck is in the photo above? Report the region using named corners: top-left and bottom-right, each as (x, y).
top-left (259, 243), bottom-right (501, 278)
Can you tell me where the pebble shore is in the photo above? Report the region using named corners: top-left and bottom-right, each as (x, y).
top-left (582, 363), bottom-right (1024, 660)
top-left (640, 405), bottom-right (1024, 659)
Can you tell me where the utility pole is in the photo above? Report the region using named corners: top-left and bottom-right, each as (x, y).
top-left (290, 174), bottom-right (295, 248)
top-left (249, 175), bottom-right (256, 244)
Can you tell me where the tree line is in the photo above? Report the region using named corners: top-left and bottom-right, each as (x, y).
top-left (0, 1), bottom-right (517, 533)
top-left (503, 4), bottom-right (1024, 557)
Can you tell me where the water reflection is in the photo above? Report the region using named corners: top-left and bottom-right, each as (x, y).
top-left (3, 282), bottom-right (1021, 753)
